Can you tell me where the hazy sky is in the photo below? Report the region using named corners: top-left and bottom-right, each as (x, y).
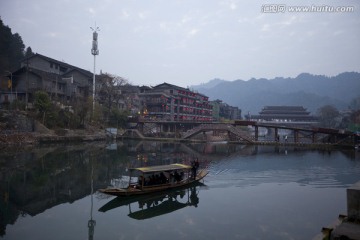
top-left (0, 0), bottom-right (359, 87)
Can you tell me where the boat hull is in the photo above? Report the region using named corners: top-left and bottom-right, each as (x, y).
top-left (99, 169), bottom-right (208, 197)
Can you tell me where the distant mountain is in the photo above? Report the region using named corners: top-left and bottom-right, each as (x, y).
top-left (191, 72), bottom-right (360, 115)
top-left (192, 78), bottom-right (227, 89)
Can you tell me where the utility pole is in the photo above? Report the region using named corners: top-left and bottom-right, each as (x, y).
top-left (25, 59), bottom-right (29, 110)
top-left (90, 24), bottom-right (100, 118)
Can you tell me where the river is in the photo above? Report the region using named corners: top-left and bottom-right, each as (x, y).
top-left (1, 140), bottom-right (359, 240)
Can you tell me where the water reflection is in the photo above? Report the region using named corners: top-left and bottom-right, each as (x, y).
top-left (0, 140), bottom-right (359, 239)
top-left (88, 158), bottom-right (96, 240)
top-left (99, 184), bottom-right (204, 220)
top-left (208, 148), bottom-right (360, 189)
top-left (0, 142), bottom-right (128, 237)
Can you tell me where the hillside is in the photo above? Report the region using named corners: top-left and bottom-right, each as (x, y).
top-left (191, 72), bottom-right (360, 115)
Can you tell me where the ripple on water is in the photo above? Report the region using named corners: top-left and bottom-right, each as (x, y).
top-left (206, 153), bottom-right (360, 189)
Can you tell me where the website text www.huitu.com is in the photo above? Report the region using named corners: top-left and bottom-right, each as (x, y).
top-left (261, 4), bottom-right (355, 13)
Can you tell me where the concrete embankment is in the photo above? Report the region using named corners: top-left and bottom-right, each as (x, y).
top-left (37, 133), bottom-right (106, 143)
top-left (1, 131), bottom-right (355, 150)
top-left (314, 181), bottom-right (360, 240)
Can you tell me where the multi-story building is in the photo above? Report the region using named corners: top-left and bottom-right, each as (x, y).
top-left (119, 84), bottom-right (142, 115)
top-left (251, 106), bottom-right (317, 122)
top-left (140, 83), bottom-right (213, 122)
top-left (1, 53), bottom-right (93, 107)
top-left (2, 54), bottom-right (215, 125)
top-left (211, 99), bottom-right (242, 121)
top-left (220, 104), bottom-right (242, 120)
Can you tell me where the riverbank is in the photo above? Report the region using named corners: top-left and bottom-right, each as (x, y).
top-left (1, 110), bottom-right (357, 149)
top-left (0, 130), bottom-right (107, 146)
top-left (1, 130), bottom-right (355, 151)
top-left (0, 117), bottom-right (355, 151)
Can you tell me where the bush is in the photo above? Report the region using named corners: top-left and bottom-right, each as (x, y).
top-left (108, 108), bottom-right (129, 128)
top-left (11, 99), bottom-right (26, 110)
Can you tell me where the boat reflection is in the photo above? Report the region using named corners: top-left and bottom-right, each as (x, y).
top-left (99, 183), bottom-right (205, 220)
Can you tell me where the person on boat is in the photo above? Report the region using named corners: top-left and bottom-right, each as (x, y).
top-left (174, 171), bottom-right (181, 182)
top-left (138, 176), bottom-right (144, 186)
top-left (159, 172), bottom-right (167, 184)
top-left (192, 158), bottom-right (200, 179)
top-left (169, 172), bottom-right (174, 183)
top-left (191, 160), bottom-right (196, 179)
top-left (144, 176), bottom-right (150, 186)
top-left (154, 174), bottom-right (160, 184)
top-left (180, 171), bottom-right (184, 181)
top-left (163, 172), bottom-right (170, 183)
top-left (149, 175), bottom-right (155, 185)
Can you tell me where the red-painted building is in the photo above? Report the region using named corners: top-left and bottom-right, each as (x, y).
top-left (140, 83), bottom-right (213, 122)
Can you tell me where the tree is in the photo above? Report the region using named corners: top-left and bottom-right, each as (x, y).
top-left (73, 97), bottom-right (90, 127)
top-left (349, 110), bottom-right (360, 131)
top-left (24, 46), bottom-right (34, 58)
top-left (317, 105), bottom-right (340, 128)
top-left (0, 17), bottom-right (30, 94)
top-left (0, 18), bottom-right (12, 74)
top-left (9, 33), bottom-right (25, 68)
top-left (97, 73), bottom-right (128, 122)
top-left (109, 108), bottom-right (129, 128)
top-left (34, 91), bottom-right (52, 124)
top-left (0, 18), bottom-right (26, 73)
top-left (349, 97), bottom-right (360, 111)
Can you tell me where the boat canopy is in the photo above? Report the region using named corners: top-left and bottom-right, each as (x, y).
top-left (130, 163), bottom-right (192, 174)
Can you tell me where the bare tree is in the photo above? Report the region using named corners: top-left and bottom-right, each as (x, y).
top-left (97, 73), bottom-right (128, 122)
top-left (349, 97), bottom-right (360, 111)
top-left (317, 105), bottom-right (340, 128)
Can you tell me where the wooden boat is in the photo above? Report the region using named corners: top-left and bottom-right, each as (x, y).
top-left (99, 163), bottom-right (208, 197)
top-left (99, 181), bottom-right (206, 213)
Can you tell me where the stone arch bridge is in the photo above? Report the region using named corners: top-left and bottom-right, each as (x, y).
top-left (181, 123), bottom-right (254, 143)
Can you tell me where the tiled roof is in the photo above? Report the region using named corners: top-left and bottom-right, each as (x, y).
top-left (22, 53), bottom-right (93, 77)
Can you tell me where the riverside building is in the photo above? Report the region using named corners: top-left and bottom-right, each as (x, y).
top-left (251, 106), bottom-right (318, 122)
top-left (140, 83), bottom-right (213, 122)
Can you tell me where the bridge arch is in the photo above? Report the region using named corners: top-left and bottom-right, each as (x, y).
top-left (181, 124), bottom-right (254, 143)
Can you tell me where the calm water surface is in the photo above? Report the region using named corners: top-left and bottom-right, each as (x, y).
top-left (1, 141), bottom-right (359, 240)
